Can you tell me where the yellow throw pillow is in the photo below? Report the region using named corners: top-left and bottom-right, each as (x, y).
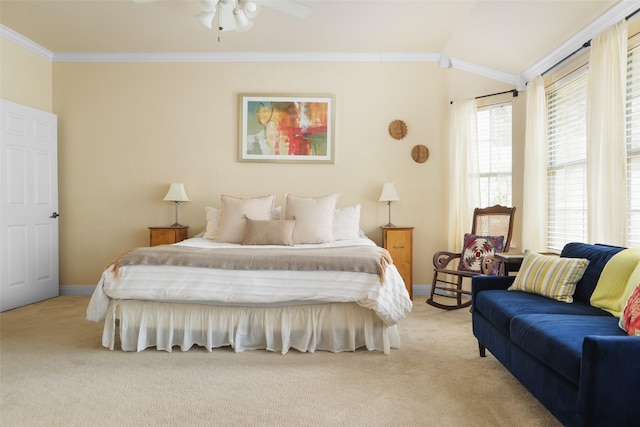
top-left (590, 248), bottom-right (640, 317)
top-left (508, 250), bottom-right (589, 303)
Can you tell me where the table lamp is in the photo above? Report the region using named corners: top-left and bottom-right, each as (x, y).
top-left (163, 183), bottom-right (190, 227)
top-left (379, 183), bottom-right (400, 227)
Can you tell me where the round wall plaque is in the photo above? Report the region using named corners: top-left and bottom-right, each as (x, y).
top-left (388, 120), bottom-right (408, 140)
top-left (411, 145), bottom-right (429, 163)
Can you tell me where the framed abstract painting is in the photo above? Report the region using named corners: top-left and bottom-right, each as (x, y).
top-left (238, 94), bottom-right (335, 163)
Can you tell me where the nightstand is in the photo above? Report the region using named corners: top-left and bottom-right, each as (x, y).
top-left (381, 226), bottom-right (414, 299)
top-left (149, 226), bottom-right (188, 246)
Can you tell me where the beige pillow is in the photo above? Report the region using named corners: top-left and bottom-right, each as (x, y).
top-left (216, 194), bottom-right (275, 243)
top-left (205, 205), bottom-right (281, 240)
top-left (333, 204), bottom-right (361, 240)
top-left (285, 193), bottom-right (340, 244)
top-left (242, 218), bottom-right (295, 246)
top-left (204, 207), bottom-right (221, 240)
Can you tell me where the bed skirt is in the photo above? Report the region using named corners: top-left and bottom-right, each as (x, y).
top-left (103, 300), bottom-right (400, 354)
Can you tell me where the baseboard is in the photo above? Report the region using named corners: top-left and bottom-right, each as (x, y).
top-left (59, 285), bottom-right (96, 296)
top-left (413, 284), bottom-right (431, 297)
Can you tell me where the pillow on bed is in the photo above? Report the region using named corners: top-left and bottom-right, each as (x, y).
top-left (204, 206), bottom-right (222, 240)
top-left (242, 218), bottom-right (295, 246)
top-left (205, 205), bottom-right (281, 240)
top-left (216, 194), bottom-right (275, 243)
top-left (285, 193), bottom-right (340, 244)
top-left (333, 204), bottom-right (361, 240)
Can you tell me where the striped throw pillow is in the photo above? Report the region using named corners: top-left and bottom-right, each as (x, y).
top-left (508, 250), bottom-right (590, 303)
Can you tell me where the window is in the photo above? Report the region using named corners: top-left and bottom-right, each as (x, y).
top-left (477, 103), bottom-right (512, 207)
top-left (546, 68), bottom-right (588, 252)
top-left (626, 41), bottom-right (640, 247)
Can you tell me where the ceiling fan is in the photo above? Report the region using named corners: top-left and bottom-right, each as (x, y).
top-left (136, 0), bottom-right (312, 34)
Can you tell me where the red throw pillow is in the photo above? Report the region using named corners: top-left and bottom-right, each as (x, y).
top-left (620, 283), bottom-right (640, 336)
top-left (459, 233), bottom-right (504, 275)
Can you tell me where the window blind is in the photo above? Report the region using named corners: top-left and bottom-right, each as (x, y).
top-left (477, 102), bottom-right (512, 207)
top-left (626, 42), bottom-right (640, 247)
top-left (546, 68), bottom-right (588, 252)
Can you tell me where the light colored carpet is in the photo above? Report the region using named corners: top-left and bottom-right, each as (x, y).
top-left (0, 296), bottom-right (561, 427)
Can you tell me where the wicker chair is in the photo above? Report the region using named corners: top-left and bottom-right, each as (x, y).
top-left (427, 205), bottom-right (516, 310)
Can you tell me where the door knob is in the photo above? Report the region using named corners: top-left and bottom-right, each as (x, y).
top-left (50, 212), bottom-right (59, 218)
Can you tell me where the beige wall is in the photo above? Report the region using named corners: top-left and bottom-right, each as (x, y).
top-left (4, 38), bottom-right (521, 287)
top-left (0, 38), bottom-right (53, 112)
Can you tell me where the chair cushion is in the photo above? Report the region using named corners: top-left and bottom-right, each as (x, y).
top-left (508, 250), bottom-right (589, 303)
top-left (619, 283), bottom-right (640, 336)
top-left (458, 233), bottom-right (504, 274)
top-left (475, 290), bottom-right (609, 337)
top-left (510, 314), bottom-right (623, 386)
top-left (560, 242), bottom-right (625, 303)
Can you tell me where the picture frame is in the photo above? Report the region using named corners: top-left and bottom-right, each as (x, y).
top-left (238, 94), bottom-right (335, 163)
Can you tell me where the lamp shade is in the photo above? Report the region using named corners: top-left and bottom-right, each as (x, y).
top-left (163, 183), bottom-right (190, 202)
top-left (378, 183), bottom-right (400, 202)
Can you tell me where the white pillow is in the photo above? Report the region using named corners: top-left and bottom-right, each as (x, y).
top-left (333, 204), bottom-right (361, 240)
top-left (216, 194), bottom-right (275, 243)
top-left (285, 192), bottom-right (340, 244)
top-left (204, 206), bottom-right (222, 240)
top-left (204, 205), bottom-right (281, 241)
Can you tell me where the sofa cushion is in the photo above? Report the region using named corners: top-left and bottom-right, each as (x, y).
top-left (561, 242), bottom-right (625, 303)
top-left (508, 250), bottom-right (589, 303)
top-left (620, 283), bottom-right (640, 336)
top-left (475, 290), bottom-right (609, 337)
top-left (590, 248), bottom-right (640, 317)
top-left (510, 314), bottom-right (623, 386)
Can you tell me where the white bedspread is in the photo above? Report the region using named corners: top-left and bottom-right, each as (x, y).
top-left (86, 237), bottom-right (413, 326)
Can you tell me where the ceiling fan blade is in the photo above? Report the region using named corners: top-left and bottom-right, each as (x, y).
top-left (258, 1), bottom-right (311, 18)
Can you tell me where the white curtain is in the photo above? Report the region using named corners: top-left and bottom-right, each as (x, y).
top-left (587, 19), bottom-right (628, 245)
top-left (522, 75), bottom-right (548, 252)
top-left (448, 99), bottom-right (479, 251)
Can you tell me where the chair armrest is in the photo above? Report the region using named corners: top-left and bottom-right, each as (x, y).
top-left (471, 275), bottom-right (515, 307)
top-left (433, 250), bottom-right (461, 270)
top-left (577, 336), bottom-right (640, 425)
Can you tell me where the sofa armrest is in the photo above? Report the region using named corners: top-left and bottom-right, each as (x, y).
top-left (471, 275), bottom-right (515, 307)
top-left (577, 336), bottom-right (640, 426)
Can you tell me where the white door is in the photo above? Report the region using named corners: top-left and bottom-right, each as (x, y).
top-left (0, 99), bottom-right (59, 311)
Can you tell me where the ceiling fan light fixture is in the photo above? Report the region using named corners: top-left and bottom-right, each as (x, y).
top-left (233, 7), bottom-right (253, 32)
top-left (241, 0), bottom-right (258, 19)
top-left (196, 10), bottom-right (216, 29)
top-left (200, 0), bottom-right (217, 12)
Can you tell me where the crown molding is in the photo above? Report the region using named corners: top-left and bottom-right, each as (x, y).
top-left (521, 0), bottom-right (640, 82)
top-left (50, 51), bottom-right (442, 63)
top-left (449, 57), bottom-right (520, 87)
top-left (0, 25), bottom-right (54, 61)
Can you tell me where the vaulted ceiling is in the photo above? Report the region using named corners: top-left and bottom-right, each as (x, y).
top-left (0, 1), bottom-right (635, 81)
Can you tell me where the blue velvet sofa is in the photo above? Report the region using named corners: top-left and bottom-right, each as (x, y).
top-left (471, 242), bottom-right (640, 426)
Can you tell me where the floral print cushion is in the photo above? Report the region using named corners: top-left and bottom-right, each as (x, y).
top-left (459, 233), bottom-right (504, 275)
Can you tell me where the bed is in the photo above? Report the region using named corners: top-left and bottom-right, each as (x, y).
top-left (86, 193), bottom-right (413, 354)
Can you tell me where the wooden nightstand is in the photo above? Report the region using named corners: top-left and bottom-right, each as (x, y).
top-left (149, 226), bottom-right (188, 246)
top-left (381, 226), bottom-right (414, 299)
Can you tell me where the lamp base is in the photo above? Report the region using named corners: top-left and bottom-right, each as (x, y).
top-left (169, 223), bottom-right (184, 227)
top-left (383, 222), bottom-right (396, 228)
